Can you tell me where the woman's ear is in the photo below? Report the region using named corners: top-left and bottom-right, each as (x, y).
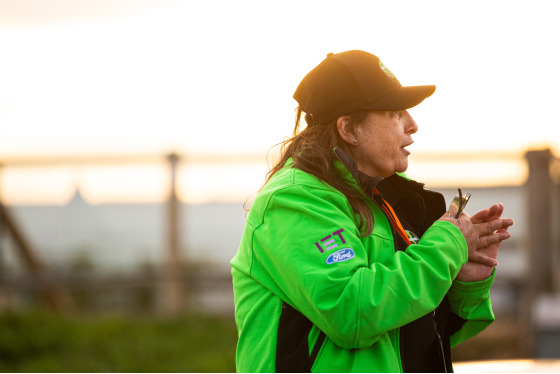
top-left (336, 116), bottom-right (358, 147)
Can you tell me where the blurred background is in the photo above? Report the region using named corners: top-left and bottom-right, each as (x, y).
top-left (1, 0), bottom-right (560, 371)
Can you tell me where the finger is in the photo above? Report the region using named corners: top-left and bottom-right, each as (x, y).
top-left (489, 203), bottom-right (504, 220)
top-left (448, 202), bottom-right (459, 219)
top-left (496, 227), bottom-right (509, 234)
top-left (469, 251), bottom-right (499, 267)
top-left (478, 230), bottom-right (511, 249)
top-left (471, 208), bottom-right (491, 224)
top-left (478, 228), bottom-right (510, 254)
top-left (477, 218), bottom-right (514, 236)
top-left (471, 203), bottom-right (504, 223)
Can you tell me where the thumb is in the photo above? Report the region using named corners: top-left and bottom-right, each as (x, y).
top-left (448, 201), bottom-right (459, 219)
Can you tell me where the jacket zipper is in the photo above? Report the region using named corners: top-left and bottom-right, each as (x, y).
top-left (432, 310), bottom-right (448, 373)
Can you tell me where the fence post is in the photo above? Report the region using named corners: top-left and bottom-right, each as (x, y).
top-left (159, 153), bottom-right (183, 315)
top-left (523, 148), bottom-right (556, 355)
top-left (0, 163), bottom-right (5, 299)
top-left (0, 163), bottom-right (4, 271)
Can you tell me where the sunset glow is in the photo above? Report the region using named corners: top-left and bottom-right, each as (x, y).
top-left (1, 0), bottom-right (559, 204)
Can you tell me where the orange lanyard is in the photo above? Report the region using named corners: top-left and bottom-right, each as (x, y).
top-left (374, 188), bottom-right (411, 246)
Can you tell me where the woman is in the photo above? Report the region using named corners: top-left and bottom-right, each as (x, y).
top-left (231, 50), bottom-right (513, 372)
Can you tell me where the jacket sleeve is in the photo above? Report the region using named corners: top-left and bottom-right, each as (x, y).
top-left (249, 184), bottom-right (469, 350)
top-left (447, 270), bottom-right (496, 347)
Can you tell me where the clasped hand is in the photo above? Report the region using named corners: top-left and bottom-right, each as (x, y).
top-left (439, 203), bottom-right (514, 282)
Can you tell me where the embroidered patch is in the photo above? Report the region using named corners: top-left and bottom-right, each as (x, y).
top-left (405, 230), bottom-right (420, 245)
top-left (315, 228), bottom-right (346, 253)
top-left (379, 60), bottom-right (395, 79)
top-left (326, 248), bottom-right (355, 264)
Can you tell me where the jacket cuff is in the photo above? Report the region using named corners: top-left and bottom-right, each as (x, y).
top-left (430, 220), bottom-right (468, 265)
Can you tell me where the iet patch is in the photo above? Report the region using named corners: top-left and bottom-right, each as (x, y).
top-left (315, 228), bottom-right (346, 253)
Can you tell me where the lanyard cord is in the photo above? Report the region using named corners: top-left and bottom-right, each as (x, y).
top-left (374, 188), bottom-right (412, 246)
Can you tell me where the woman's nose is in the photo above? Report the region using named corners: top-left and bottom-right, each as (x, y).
top-left (404, 111), bottom-right (418, 134)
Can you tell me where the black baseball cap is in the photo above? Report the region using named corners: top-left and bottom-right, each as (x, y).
top-left (293, 50), bottom-right (436, 124)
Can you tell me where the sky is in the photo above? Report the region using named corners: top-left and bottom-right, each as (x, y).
top-left (0, 0), bottom-right (559, 204)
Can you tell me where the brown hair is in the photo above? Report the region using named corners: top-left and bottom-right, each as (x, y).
top-left (263, 108), bottom-right (374, 236)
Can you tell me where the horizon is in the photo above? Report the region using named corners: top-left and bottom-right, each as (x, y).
top-left (0, 147), bottom-right (542, 206)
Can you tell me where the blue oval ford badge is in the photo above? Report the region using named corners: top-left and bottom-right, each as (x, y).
top-left (326, 248), bottom-right (355, 265)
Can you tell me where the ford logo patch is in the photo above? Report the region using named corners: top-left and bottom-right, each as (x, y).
top-left (326, 248), bottom-right (355, 265)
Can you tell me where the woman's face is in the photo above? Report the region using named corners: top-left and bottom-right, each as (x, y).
top-left (352, 110), bottom-right (418, 178)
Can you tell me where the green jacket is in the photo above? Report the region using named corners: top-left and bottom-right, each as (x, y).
top-left (231, 149), bottom-right (495, 372)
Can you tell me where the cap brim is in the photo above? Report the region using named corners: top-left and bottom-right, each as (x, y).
top-left (366, 85), bottom-right (436, 111)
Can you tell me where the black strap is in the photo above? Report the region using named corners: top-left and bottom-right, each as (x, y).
top-left (310, 331), bottom-right (326, 366)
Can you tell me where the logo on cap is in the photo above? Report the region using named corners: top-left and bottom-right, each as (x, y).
top-left (379, 60), bottom-right (395, 79)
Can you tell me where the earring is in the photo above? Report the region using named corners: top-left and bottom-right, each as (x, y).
top-left (353, 139), bottom-right (358, 144)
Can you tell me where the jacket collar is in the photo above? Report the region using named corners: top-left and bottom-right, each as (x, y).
top-left (333, 147), bottom-right (384, 197)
